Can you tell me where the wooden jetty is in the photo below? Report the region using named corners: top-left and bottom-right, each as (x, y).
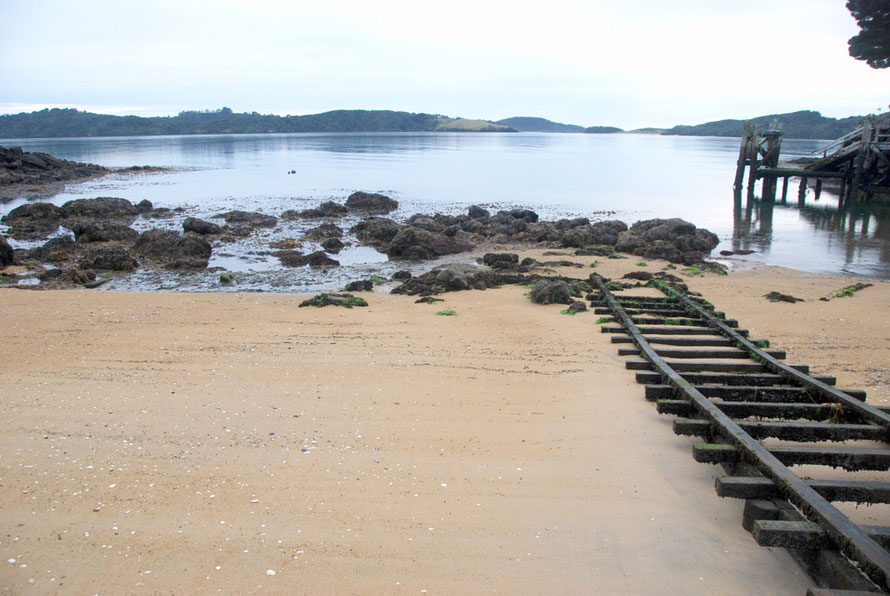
top-left (735, 113), bottom-right (890, 204)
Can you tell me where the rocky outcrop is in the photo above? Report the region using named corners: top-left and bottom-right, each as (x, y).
top-left (321, 238), bottom-right (345, 253)
top-left (70, 221), bottom-right (139, 243)
top-left (1, 201), bottom-right (62, 239)
top-left (183, 217), bottom-right (222, 235)
top-left (27, 236), bottom-right (77, 263)
top-left (0, 146), bottom-right (107, 186)
top-left (387, 227), bottom-right (472, 261)
top-left (60, 197), bottom-right (139, 220)
top-left (560, 220), bottom-right (628, 248)
top-left (344, 279), bottom-right (374, 292)
top-left (0, 234), bottom-right (13, 266)
top-left (295, 201), bottom-right (349, 218)
top-left (80, 246), bottom-right (139, 271)
top-left (345, 191), bottom-right (399, 214)
top-left (133, 229), bottom-right (212, 269)
top-left (275, 250), bottom-right (339, 268)
top-left (218, 210), bottom-right (277, 228)
top-left (529, 279), bottom-right (579, 305)
top-left (351, 217), bottom-right (400, 247)
top-left (615, 218), bottom-right (719, 263)
top-left (391, 264), bottom-right (500, 296)
top-left (302, 223), bottom-right (343, 241)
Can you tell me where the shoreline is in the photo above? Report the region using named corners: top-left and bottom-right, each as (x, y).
top-left (1, 253), bottom-right (887, 593)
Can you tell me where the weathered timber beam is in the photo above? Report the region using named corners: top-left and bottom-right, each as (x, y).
top-left (635, 371), bottom-right (837, 386)
top-left (760, 167), bottom-right (847, 179)
top-left (717, 476), bottom-right (890, 504)
top-left (617, 348), bottom-right (785, 359)
top-left (693, 443), bottom-right (890, 471)
top-left (675, 418), bottom-right (883, 442)
top-left (754, 520), bottom-right (890, 550)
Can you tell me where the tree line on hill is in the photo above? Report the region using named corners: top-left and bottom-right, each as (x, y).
top-left (0, 107), bottom-right (867, 140)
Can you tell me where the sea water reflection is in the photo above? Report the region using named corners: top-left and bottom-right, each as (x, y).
top-left (1, 132), bottom-right (888, 279)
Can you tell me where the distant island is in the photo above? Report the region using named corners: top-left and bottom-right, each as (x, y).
top-left (662, 110), bottom-right (862, 140)
top-left (0, 107), bottom-right (866, 140)
top-left (0, 108), bottom-right (515, 138)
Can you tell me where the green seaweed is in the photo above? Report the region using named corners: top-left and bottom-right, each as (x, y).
top-left (435, 310), bottom-right (457, 316)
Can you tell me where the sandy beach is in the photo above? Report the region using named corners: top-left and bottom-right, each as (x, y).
top-left (1, 253), bottom-right (887, 594)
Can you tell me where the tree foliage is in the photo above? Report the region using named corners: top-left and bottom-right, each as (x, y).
top-left (847, 0), bottom-right (890, 68)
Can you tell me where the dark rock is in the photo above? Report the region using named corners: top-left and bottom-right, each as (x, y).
top-left (136, 199), bottom-right (154, 214)
top-left (561, 220), bottom-right (628, 248)
top-left (1, 202), bottom-right (62, 239)
top-left (0, 234), bottom-right (13, 266)
top-left (482, 253), bottom-right (519, 270)
top-left (391, 264), bottom-right (501, 296)
top-left (276, 250), bottom-right (339, 268)
top-left (219, 210), bottom-right (277, 228)
top-left (80, 246), bottom-right (139, 271)
top-left (345, 191), bottom-right (398, 214)
top-left (467, 205), bottom-right (490, 220)
top-left (183, 217), bottom-right (222, 235)
top-left (387, 227), bottom-right (473, 261)
top-left (719, 250), bottom-right (734, 256)
top-left (149, 207), bottom-right (175, 219)
top-left (616, 218), bottom-right (719, 263)
top-left (0, 146), bottom-right (106, 186)
top-left (70, 221), bottom-right (139, 244)
top-left (27, 235), bottom-right (76, 262)
top-left (298, 201), bottom-right (349, 218)
top-left (623, 271), bottom-right (653, 281)
top-left (529, 279), bottom-right (574, 305)
top-left (555, 217), bottom-right (590, 230)
top-left (303, 223), bottom-right (343, 241)
top-left (392, 270), bottom-right (412, 280)
top-left (344, 280), bottom-right (374, 292)
top-left (567, 301), bottom-right (588, 313)
top-left (498, 208), bottom-right (539, 223)
top-left (299, 293), bottom-right (367, 308)
top-left (133, 229), bottom-right (212, 269)
top-left (275, 250), bottom-right (305, 267)
top-left (539, 260), bottom-right (584, 268)
top-left (520, 257), bottom-right (537, 268)
top-left (351, 217), bottom-right (400, 247)
top-left (60, 197), bottom-right (139, 220)
top-left (321, 237), bottom-right (345, 253)
top-left (415, 296), bottom-right (445, 304)
top-left (304, 250), bottom-right (340, 268)
top-left (407, 215), bottom-right (446, 233)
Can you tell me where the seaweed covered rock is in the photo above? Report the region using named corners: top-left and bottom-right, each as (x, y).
top-left (133, 229), bottom-right (212, 269)
top-left (351, 217), bottom-right (400, 247)
top-left (482, 253), bottom-right (520, 270)
top-left (27, 235), bottom-right (76, 263)
top-left (1, 201), bottom-right (62, 239)
top-left (344, 279), bottom-right (374, 292)
top-left (560, 220), bottom-right (628, 248)
top-left (218, 210), bottom-right (277, 228)
top-left (60, 197), bottom-right (139, 220)
top-left (391, 264), bottom-right (500, 296)
top-left (302, 223), bottom-right (343, 241)
top-left (70, 221), bottom-right (139, 244)
top-left (529, 279), bottom-right (574, 305)
top-left (299, 293), bottom-right (368, 308)
top-left (297, 201), bottom-right (349, 218)
top-left (80, 246), bottom-right (139, 271)
top-left (387, 227), bottom-right (472, 261)
top-left (345, 191), bottom-right (398, 214)
top-left (616, 218), bottom-right (719, 263)
top-left (321, 237), bottom-right (345, 253)
top-left (183, 217), bottom-right (222, 235)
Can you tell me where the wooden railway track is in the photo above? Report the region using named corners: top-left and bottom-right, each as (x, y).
top-left (591, 274), bottom-right (890, 593)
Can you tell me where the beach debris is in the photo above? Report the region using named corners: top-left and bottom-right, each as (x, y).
top-left (434, 310), bottom-right (457, 316)
top-left (415, 296), bottom-right (444, 304)
top-left (821, 282), bottom-right (873, 301)
top-left (298, 293), bottom-right (368, 308)
top-left (764, 291), bottom-right (804, 303)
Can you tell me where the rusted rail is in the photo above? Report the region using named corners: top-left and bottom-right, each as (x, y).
top-left (592, 274), bottom-right (890, 592)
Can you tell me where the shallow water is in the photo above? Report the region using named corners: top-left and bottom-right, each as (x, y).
top-left (1, 132), bottom-right (888, 289)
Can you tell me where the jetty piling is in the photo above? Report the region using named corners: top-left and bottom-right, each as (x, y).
top-left (734, 112), bottom-right (890, 205)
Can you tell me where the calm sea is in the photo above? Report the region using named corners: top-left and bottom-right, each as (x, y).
top-left (2, 132), bottom-right (888, 288)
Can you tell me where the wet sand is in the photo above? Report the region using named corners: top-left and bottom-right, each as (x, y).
top-left (1, 254), bottom-right (887, 594)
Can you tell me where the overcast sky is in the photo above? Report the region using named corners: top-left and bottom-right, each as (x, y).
top-left (1, 0), bottom-right (886, 129)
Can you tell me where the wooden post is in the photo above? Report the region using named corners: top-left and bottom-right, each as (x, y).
top-left (798, 177), bottom-right (808, 206)
top-left (838, 177), bottom-right (846, 207)
top-left (760, 123), bottom-right (783, 202)
top-left (734, 122), bottom-right (753, 191)
top-left (814, 179), bottom-right (822, 201)
top-left (781, 176), bottom-right (789, 203)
